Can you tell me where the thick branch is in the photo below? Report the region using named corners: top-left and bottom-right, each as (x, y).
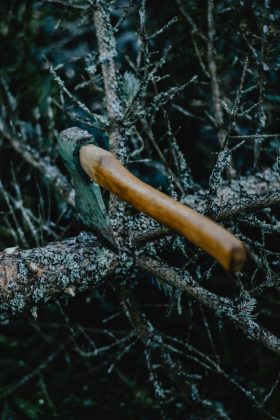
top-left (0, 232), bottom-right (115, 320)
top-left (1, 233), bottom-right (279, 355)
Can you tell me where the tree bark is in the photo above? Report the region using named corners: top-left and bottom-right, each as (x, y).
top-left (0, 232), bottom-right (115, 320)
top-left (0, 166), bottom-right (278, 322)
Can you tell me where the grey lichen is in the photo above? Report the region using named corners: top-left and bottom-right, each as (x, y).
top-left (0, 232), bottom-right (115, 320)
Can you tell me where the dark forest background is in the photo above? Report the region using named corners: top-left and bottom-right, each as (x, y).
top-left (0, 1), bottom-right (279, 419)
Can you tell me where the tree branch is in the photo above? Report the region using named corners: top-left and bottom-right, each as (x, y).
top-left (1, 128), bottom-right (74, 206)
top-left (207, 0), bottom-right (225, 147)
top-left (0, 232), bottom-right (115, 320)
top-left (136, 257), bottom-right (280, 355)
top-left (93, 1), bottom-right (125, 160)
top-left (1, 230), bottom-right (279, 355)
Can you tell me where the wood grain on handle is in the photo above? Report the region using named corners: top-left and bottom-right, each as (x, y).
top-left (79, 145), bottom-right (247, 271)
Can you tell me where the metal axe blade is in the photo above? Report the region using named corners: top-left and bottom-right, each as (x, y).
top-left (59, 127), bottom-right (117, 249)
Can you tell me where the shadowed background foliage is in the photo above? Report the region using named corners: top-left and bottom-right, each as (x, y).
top-left (0, 1), bottom-right (280, 419)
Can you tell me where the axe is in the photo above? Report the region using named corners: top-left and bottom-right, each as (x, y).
top-left (59, 127), bottom-right (247, 271)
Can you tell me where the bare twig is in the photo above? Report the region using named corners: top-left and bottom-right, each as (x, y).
top-left (93, 1), bottom-right (125, 160)
top-left (136, 257), bottom-right (280, 355)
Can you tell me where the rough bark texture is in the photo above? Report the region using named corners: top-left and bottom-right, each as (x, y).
top-left (0, 166), bottom-right (278, 322)
top-left (136, 257), bottom-right (280, 355)
top-left (1, 1), bottom-right (280, 416)
top-left (93, 1), bottom-right (125, 160)
top-left (0, 232), bottom-right (115, 320)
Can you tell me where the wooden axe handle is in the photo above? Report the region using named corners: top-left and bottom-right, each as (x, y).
top-left (79, 145), bottom-right (247, 271)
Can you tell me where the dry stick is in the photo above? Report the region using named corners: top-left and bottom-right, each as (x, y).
top-left (115, 284), bottom-right (173, 408)
top-left (253, 0), bottom-right (269, 168)
top-left (93, 1), bottom-right (127, 244)
top-left (117, 282), bottom-right (265, 415)
top-left (162, 337), bottom-right (278, 418)
top-left (207, 0), bottom-right (237, 179)
top-left (44, 0), bottom-right (89, 10)
top-left (1, 236), bottom-right (279, 355)
top-left (136, 257), bottom-right (280, 356)
top-left (93, 1), bottom-right (125, 160)
top-left (1, 129), bottom-right (74, 206)
top-left (143, 120), bottom-right (185, 195)
top-left (0, 232), bottom-right (115, 321)
top-left (79, 144), bottom-right (247, 271)
top-left (114, 283), bottom-right (154, 344)
top-left (179, 0), bottom-right (235, 176)
top-left (207, 0), bottom-right (225, 148)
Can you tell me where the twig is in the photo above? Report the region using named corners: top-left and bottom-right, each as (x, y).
top-left (1, 128), bottom-right (74, 206)
top-left (136, 256), bottom-right (280, 355)
top-left (93, 1), bottom-right (125, 160)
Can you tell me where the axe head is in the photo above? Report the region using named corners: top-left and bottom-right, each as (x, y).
top-left (59, 127), bottom-right (117, 249)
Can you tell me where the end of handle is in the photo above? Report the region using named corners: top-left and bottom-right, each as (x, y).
top-left (228, 243), bottom-right (247, 272)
